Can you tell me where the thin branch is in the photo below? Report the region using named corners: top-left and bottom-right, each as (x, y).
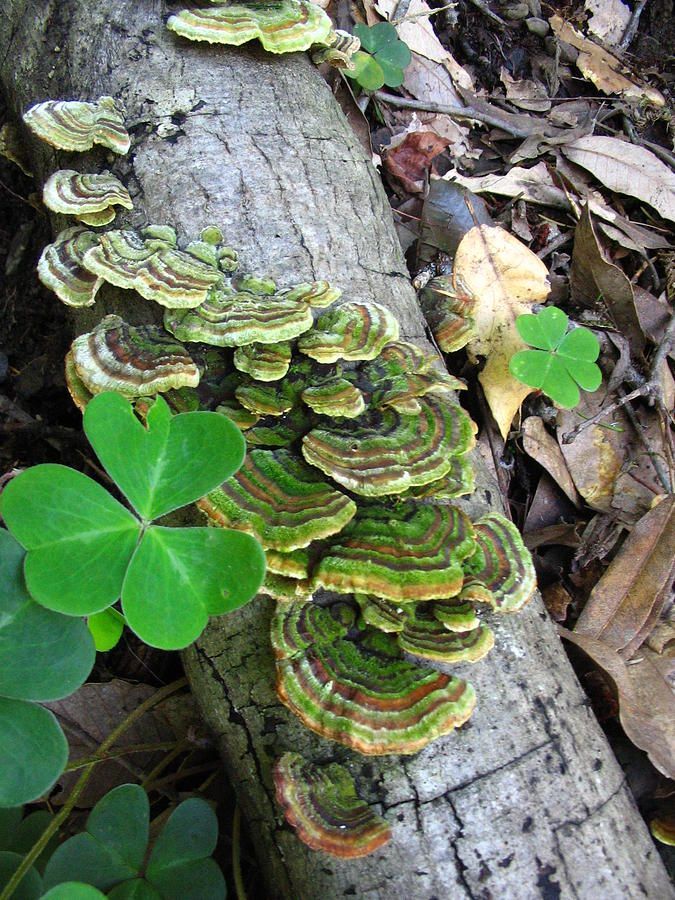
top-left (619, 0), bottom-right (650, 50)
top-left (373, 91), bottom-right (532, 139)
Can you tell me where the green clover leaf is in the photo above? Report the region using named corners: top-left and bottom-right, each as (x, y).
top-left (509, 307), bottom-right (601, 408)
top-left (347, 23), bottom-right (411, 91)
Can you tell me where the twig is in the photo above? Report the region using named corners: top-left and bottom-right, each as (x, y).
top-left (537, 232), bottom-right (573, 260)
top-left (233, 805), bottom-right (247, 900)
top-left (373, 91), bottom-right (532, 139)
top-left (391, 0), bottom-right (413, 21)
top-left (617, 385), bottom-right (672, 492)
top-left (394, 2), bottom-right (458, 24)
top-left (619, 0), bottom-right (650, 50)
top-left (465, 0), bottom-right (506, 28)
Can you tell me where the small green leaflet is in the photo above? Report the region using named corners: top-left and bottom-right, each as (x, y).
top-left (346, 22), bottom-right (411, 91)
top-left (509, 306), bottom-right (602, 408)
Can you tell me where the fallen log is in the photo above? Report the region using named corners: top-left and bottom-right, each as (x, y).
top-left (1, 2), bottom-right (671, 896)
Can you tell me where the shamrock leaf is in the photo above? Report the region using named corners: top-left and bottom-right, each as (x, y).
top-left (509, 307), bottom-right (602, 408)
top-left (347, 22), bottom-right (411, 91)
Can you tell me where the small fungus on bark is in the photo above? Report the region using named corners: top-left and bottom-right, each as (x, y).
top-left (42, 170), bottom-right (133, 226)
top-left (233, 342), bottom-right (292, 381)
top-left (37, 226), bottom-right (103, 307)
top-left (82, 227), bottom-right (221, 308)
top-left (398, 606), bottom-right (495, 664)
top-left (274, 603), bottom-right (476, 754)
top-left (419, 275), bottom-right (477, 353)
top-left (297, 301), bottom-right (400, 363)
top-left (273, 752), bottom-right (391, 858)
top-left (198, 448), bottom-right (356, 551)
top-left (23, 96), bottom-right (130, 154)
top-left (70, 314), bottom-right (200, 396)
top-left (302, 396), bottom-right (475, 496)
top-left (277, 280), bottom-right (342, 308)
top-left (301, 378), bottom-right (366, 418)
top-left (168, 1), bottom-right (333, 54)
top-left (462, 513), bottom-right (537, 612)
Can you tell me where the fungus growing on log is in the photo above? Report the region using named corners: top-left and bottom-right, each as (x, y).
top-left (199, 448), bottom-right (356, 551)
top-left (419, 275), bottom-right (477, 353)
top-left (23, 97), bottom-right (130, 154)
top-left (165, 287), bottom-right (314, 345)
top-left (433, 598), bottom-right (481, 632)
top-left (274, 604), bottom-right (476, 754)
top-left (462, 513), bottom-right (537, 612)
top-left (301, 378), bottom-right (366, 418)
top-left (70, 315), bottom-right (200, 396)
top-left (297, 301), bottom-right (399, 363)
top-left (398, 456), bottom-right (476, 501)
top-left (398, 606), bottom-right (494, 664)
top-left (82, 227), bottom-right (221, 308)
top-left (37, 226), bottom-right (103, 307)
top-left (266, 547), bottom-right (311, 580)
top-left (273, 752), bottom-right (391, 858)
top-left (233, 342), bottom-right (292, 381)
top-left (310, 29), bottom-right (361, 69)
top-left (235, 379), bottom-right (298, 416)
top-left (261, 572), bottom-right (314, 602)
top-left (42, 170), bottom-right (133, 226)
top-left (277, 280), bottom-right (341, 308)
top-left (355, 594), bottom-right (407, 632)
top-left (168, 1), bottom-right (333, 53)
top-left (302, 396), bottom-right (475, 497)
top-left (313, 502), bottom-right (475, 602)
top-left (64, 351), bottom-right (93, 412)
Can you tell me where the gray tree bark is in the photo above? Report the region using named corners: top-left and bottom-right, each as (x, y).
top-left (1, 2), bottom-right (671, 897)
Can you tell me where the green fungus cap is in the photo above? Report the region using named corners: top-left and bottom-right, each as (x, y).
top-left (37, 226), bottom-right (103, 307)
top-left (398, 606), bottom-right (494, 664)
top-left (42, 170), bottom-right (133, 226)
top-left (419, 275), bottom-right (477, 353)
top-left (82, 227), bottom-right (221, 308)
top-left (313, 502), bottom-right (476, 602)
top-left (277, 280), bottom-right (341, 308)
top-left (432, 598), bottom-right (481, 632)
top-left (233, 341), bottom-right (292, 381)
top-left (167, 1), bottom-right (333, 53)
top-left (462, 513), bottom-right (537, 613)
top-left (70, 315), bottom-right (200, 396)
top-left (23, 96), bottom-right (130, 154)
top-left (165, 287), bottom-right (314, 346)
top-left (302, 396), bottom-right (476, 497)
top-left (301, 378), bottom-right (366, 419)
top-left (298, 301), bottom-right (399, 363)
top-left (274, 605), bottom-right (476, 755)
top-left (273, 752), bottom-right (391, 858)
top-left (198, 448), bottom-right (357, 551)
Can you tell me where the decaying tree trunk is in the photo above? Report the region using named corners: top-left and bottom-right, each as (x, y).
top-left (2, 2), bottom-right (672, 897)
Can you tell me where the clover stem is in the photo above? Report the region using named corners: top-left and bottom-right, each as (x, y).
top-left (0, 677), bottom-right (188, 900)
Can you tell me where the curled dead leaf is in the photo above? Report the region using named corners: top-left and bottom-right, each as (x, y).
top-left (522, 416), bottom-right (580, 506)
top-left (454, 225), bottom-right (550, 438)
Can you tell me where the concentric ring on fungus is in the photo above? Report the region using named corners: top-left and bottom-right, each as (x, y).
top-left (198, 448), bottom-right (357, 551)
top-left (274, 603), bottom-right (476, 755)
top-left (462, 513), bottom-right (537, 612)
top-left (313, 502), bottom-right (476, 602)
top-left (302, 395), bottom-right (476, 497)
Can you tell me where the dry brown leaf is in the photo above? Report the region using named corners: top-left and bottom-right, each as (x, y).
top-left (571, 206), bottom-right (645, 355)
top-left (575, 497), bottom-right (675, 657)
top-left (549, 15), bottom-right (665, 107)
top-left (383, 129), bottom-right (450, 194)
top-left (563, 136), bottom-right (675, 225)
top-left (542, 582), bottom-right (575, 622)
top-left (561, 629), bottom-right (675, 779)
top-left (584, 0), bottom-right (631, 45)
top-left (500, 68), bottom-right (551, 112)
top-left (522, 416), bottom-right (580, 505)
top-left (46, 680), bottom-right (204, 806)
top-left (557, 390), bottom-right (663, 520)
top-left (445, 161), bottom-right (570, 209)
top-left (454, 225), bottom-right (550, 437)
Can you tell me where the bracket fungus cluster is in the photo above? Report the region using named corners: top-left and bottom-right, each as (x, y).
top-left (30, 92), bottom-right (537, 860)
top-left (23, 97), bottom-right (130, 154)
top-left (168, 1), bottom-right (360, 68)
top-left (43, 170), bottom-right (133, 226)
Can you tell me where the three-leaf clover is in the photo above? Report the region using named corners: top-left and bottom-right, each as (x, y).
top-left (1, 392), bottom-right (266, 651)
top-left (509, 307), bottom-right (602, 409)
top-left (346, 23), bottom-right (411, 91)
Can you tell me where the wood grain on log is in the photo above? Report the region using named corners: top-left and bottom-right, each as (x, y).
top-left (1, 3), bottom-right (672, 897)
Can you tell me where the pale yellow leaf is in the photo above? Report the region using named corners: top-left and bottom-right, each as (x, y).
top-left (454, 226), bottom-right (550, 438)
top-left (584, 0), bottom-right (631, 45)
top-left (564, 136), bottom-right (675, 225)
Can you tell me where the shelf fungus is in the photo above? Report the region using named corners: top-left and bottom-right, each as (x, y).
top-left (277, 280), bottom-right (341, 309)
top-left (302, 396), bottom-right (476, 497)
top-left (23, 97), bottom-right (130, 154)
top-left (298, 301), bottom-right (399, 363)
top-left (70, 315), bottom-right (200, 396)
top-left (433, 598), bottom-right (481, 633)
top-left (42, 170), bottom-right (133, 227)
top-left (398, 456), bottom-right (476, 502)
top-left (199, 448), bottom-right (357, 551)
top-left (37, 226), bottom-right (103, 307)
top-left (81, 227), bottom-right (222, 308)
top-left (419, 275), bottom-right (477, 353)
top-left (301, 378), bottom-right (366, 419)
top-left (168, 1), bottom-right (333, 53)
top-left (313, 502), bottom-right (475, 602)
top-left (233, 342), bottom-right (292, 381)
top-left (165, 287), bottom-right (314, 346)
top-left (462, 513), bottom-right (537, 612)
top-left (266, 547), bottom-right (311, 580)
top-left (274, 603), bottom-right (476, 754)
top-left (398, 606), bottom-right (494, 664)
top-left (261, 572), bottom-right (314, 603)
top-left (310, 29), bottom-right (361, 70)
top-left (274, 752), bottom-right (391, 858)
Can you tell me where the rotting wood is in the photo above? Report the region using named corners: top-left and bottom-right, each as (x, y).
top-left (1, 2), bottom-right (673, 897)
